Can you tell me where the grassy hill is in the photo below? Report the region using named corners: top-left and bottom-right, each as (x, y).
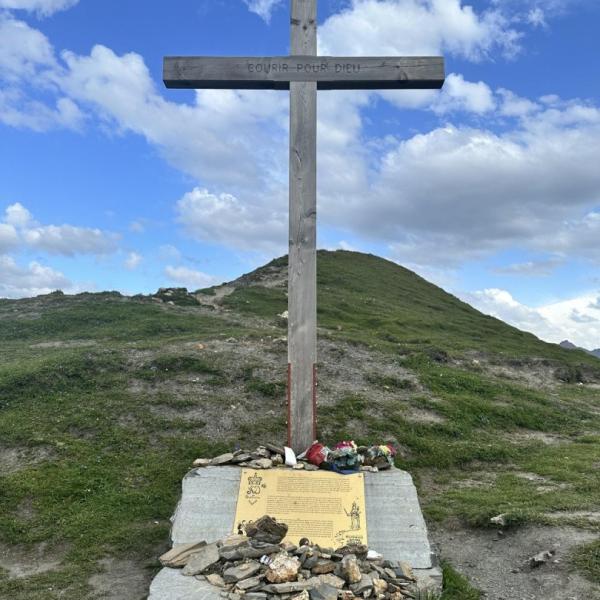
top-left (0, 251), bottom-right (598, 599)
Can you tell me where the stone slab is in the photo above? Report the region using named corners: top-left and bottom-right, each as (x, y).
top-left (149, 466), bottom-right (438, 600)
top-left (149, 569), bottom-right (219, 600)
top-left (171, 467), bottom-right (432, 567)
top-left (170, 466), bottom-right (240, 544)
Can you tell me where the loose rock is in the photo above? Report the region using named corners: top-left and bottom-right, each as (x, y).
top-left (236, 575), bottom-right (264, 591)
top-left (350, 574), bottom-right (373, 596)
top-left (339, 555), bottom-right (362, 584)
top-left (490, 514), bottom-right (507, 527)
top-left (223, 561), bottom-right (262, 583)
top-left (317, 574), bottom-right (345, 589)
top-left (312, 559), bottom-right (336, 575)
top-left (160, 541), bottom-right (207, 568)
top-left (248, 458), bottom-right (274, 470)
top-left (266, 551), bottom-right (301, 583)
top-left (182, 543), bottom-right (220, 576)
top-left (309, 583), bottom-right (339, 600)
top-left (206, 573), bottom-right (226, 587)
top-left (246, 516), bottom-right (289, 544)
top-left (529, 549), bottom-right (555, 568)
top-left (211, 453), bottom-right (235, 465)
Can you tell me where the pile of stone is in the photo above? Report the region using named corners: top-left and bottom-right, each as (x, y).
top-left (193, 444), bottom-right (318, 472)
top-left (160, 516), bottom-right (418, 600)
top-left (193, 442), bottom-right (393, 474)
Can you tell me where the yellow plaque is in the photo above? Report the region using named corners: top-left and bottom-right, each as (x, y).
top-left (234, 469), bottom-right (367, 548)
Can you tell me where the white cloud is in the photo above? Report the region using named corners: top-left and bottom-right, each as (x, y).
top-left (466, 288), bottom-right (600, 350)
top-left (527, 7), bottom-right (547, 27)
top-left (3, 1), bottom-right (600, 277)
top-left (342, 99), bottom-right (600, 267)
top-left (0, 0), bottom-right (79, 16)
top-left (0, 13), bottom-right (56, 81)
top-left (1, 202), bottom-right (119, 256)
top-left (0, 254), bottom-right (71, 298)
top-left (0, 15), bottom-right (84, 131)
top-left (0, 90), bottom-right (84, 131)
top-left (318, 0), bottom-right (521, 60)
top-left (433, 73), bottom-right (496, 114)
top-left (124, 251), bottom-right (142, 270)
top-left (176, 187), bottom-right (286, 253)
top-left (58, 45), bottom-right (288, 191)
top-left (243, 0), bottom-right (282, 23)
top-left (497, 88), bottom-right (539, 117)
top-left (164, 265), bottom-right (219, 290)
top-left (22, 224), bottom-right (118, 256)
top-left (4, 202), bottom-right (32, 227)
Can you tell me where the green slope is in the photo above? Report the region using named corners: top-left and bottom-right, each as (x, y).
top-left (0, 251), bottom-right (598, 600)
top-left (225, 250), bottom-right (599, 369)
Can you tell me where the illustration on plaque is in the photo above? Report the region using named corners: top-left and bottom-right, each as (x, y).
top-left (245, 472), bottom-right (266, 506)
top-left (345, 500), bottom-right (361, 531)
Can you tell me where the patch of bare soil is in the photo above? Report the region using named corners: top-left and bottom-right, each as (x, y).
top-left (129, 337), bottom-right (422, 442)
top-left (88, 558), bottom-right (150, 600)
top-left (29, 340), bottom-right (97, 349)
top-left (0, 542), bottom-right (67, 579)
top-left (431, 525), bottom-right (600, 600)
top-left (543, 511), bottom-right (600, 524)
top-left (0, 446), bottom-right (55, 475)
top-left (503, 431), bottom-right (570, 446)
top-left (194, 284), bottom-right (236, 309)
top-left (403, 408), bottom-right (446, 424)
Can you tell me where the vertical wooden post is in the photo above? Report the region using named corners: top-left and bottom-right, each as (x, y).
top-left (288, 0), bottom-right (317, 453)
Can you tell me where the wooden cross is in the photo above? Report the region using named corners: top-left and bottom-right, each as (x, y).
top-left (164, 0), bottom-right (445, 453)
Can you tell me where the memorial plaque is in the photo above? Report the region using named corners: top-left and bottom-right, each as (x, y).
top-left (234, 469), bottom-right (368, 548)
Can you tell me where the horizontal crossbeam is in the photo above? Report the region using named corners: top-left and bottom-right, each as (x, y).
top-left (164, 56), bottom-right (444, 90)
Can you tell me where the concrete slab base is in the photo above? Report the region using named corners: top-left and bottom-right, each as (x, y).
top-left (148, 467), bottom-right (441, 599)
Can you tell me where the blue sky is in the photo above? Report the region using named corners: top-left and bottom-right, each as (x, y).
top-left (1, 0), bottom-right (600, 348)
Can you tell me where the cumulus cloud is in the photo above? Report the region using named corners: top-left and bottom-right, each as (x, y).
top-left (0, 254), bottom-right (71, 298)
top-left (23, 224), bottom-right (117, 256)
top-left (243, 0), bottom-right (282, 23)
top-left (4, 202), bottom-right (32, 227)
top-left (0, 0), bottom-right (79, 16)
top-left (318, 0), bottom-right (521, 60)
top-left (2, 202), bottom-right (119, 256)
top-left (177, 187), bottom-right (286, 253)
top-left (164, 265), bottom-right (219, 290)
top-left (59, 45), bottom-right (288, 191)
top-left (465, 288), bottom-right (600, 349)
top-left (0, 14), bottom-right (85, 131)
top-left (344, 100), bottom-right (600, 267)
top-left (432, 73), bottom-right (496, 114)
top-left (0, 13), bottom-right (56, 80)
top-left (3, 1), bottom-right (600, 277)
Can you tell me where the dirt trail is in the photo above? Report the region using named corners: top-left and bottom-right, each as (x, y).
top-left (431, 525), bottom-right (600, 599)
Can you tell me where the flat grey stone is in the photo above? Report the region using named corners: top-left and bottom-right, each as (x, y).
top-left (149, 568), bottom-right (221, 600)
top-left (364, 469), bottom-right (432, 568)
top-left (182, 543), bottom-right (220, 576)
top-left (309, 583), bottom-right (338, 600)
top-left (171, 467), bottom-right (241, 544)
top-left (223, 561), bottom-right (261, 583)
